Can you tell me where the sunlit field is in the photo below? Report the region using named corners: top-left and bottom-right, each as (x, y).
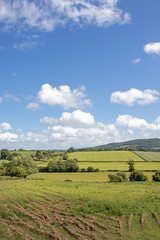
top-left (134, 151), bottom-right (160, 162)
top-left (69, 151), bottom-right (143, 162)
top-left (1, 172), bottom-right (160, 239)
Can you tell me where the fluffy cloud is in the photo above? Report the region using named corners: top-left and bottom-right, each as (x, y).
top-left (40, 110), bottom-right (95, 127)
top-left (38, 84), bottom-right (91, 109)
top-left (47, 123), bottom-right (119, 148)
top-left (0, 0), bottom-right (130, 32)
top-left (0, 122), bottom-right (12, 131)
top-left (110, 88), bottom-right (159, 106)
top-left (132, 58), bottom-right (141, 64)
top-left (144, 42), bottom-right (160, 55)
top-left (2, 114), bottom-right (160, 149)
top-left (26, 102), bottom-right (40, 111)
top-left (0, 132), bottom-right (18, 142)
top-left (116, 114), bottom-right (160, 132)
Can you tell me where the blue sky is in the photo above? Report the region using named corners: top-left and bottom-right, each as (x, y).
top-left (0, 0), bottom-right (160, 149)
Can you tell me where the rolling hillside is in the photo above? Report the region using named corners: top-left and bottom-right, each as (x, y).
top-left (94, 138), bottom-right (160, 151)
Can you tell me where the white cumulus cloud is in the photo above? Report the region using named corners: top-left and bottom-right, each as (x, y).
top-left (0, 0), bottom-right (130, 32)
top-left (110, 88), bottom-right (159, 106)
top-left (38, 84), bottom-right (91, 109)
top-left (0, 122), bottom-right (12, 131)
top-left (0, 132), bottom-right (18, 142)
top-left (116, 114), bottom-right (160, 132)
top-left (40, 110), bottom-right (95, 127)
top-left (144, 42), bottom-right (160, 55)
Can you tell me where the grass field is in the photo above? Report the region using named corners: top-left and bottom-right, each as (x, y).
top-left (69, 151), bottom-right (143, 162)
top-left (134, 151), bottom-right (160, 162)
top-left (1, 173), bottom-right (160, 239)
top-left (1, 150), bottom-right (160, 239)
top-left (11, 150), bottom-right (36, 156)
top-left (79, 161), bottom-right (160, 171)
top-left (33, 160), bottom-right (160, 171)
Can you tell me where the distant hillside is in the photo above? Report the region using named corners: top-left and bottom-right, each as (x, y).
top-left (95, 138), bottom-right (160, 151)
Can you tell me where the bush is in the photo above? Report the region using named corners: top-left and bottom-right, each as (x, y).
top-left (86, 167), bottom-right (100, 172)
top-left (152, 171), bottom-right (160, 182)
top-left (47, 159), bottom-right (79, 172)
top-left (6, 152), bottom-right (21, 161)
top-left (1, 155), bottom-right (38, 177)
top-left (1, 149), bottom-right (10, 159)
top-left (10, 166), bottom-right (27, 178)
top-left (129, 171), bottom-right (148, 181)
top-left (0, 169), bottom-right (5, 176)
top-left (108, 174), bottom-right (123, 182)
top-left (81, 168), bottom-right (86, 172)
top-left (116, 172), bottom-right (127, 181)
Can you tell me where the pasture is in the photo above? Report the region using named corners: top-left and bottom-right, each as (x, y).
top-left (1, 150), bottom-right (160, 239)
top-left (0, 173), bottom-right (160, 239)
top-left (78, 161), bottom-right (160, 171)
top-left (69, 151), bottom-right (143, 162)
top-left (134, 151), bottom-right (160, 162)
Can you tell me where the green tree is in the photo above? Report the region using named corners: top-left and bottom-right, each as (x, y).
top-left (127, 159), bottom-right (135, 172)
top-left (2, 155), bottom-right (38, 177)
top-left (35, 150), bottom-right (44, 161)
top-left (152, 171), bottom-right (160, 182)
top-left (129, 171), bottom-right (148, 181)
top-left (10, 166), bottom-right (27, 178)
top-left (67, 147), bottom-right (76, 153)
top-left (1, 149), bottom-right (10, 159)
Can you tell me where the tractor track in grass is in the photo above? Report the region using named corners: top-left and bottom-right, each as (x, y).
top-left (0, 190), bottom-right (160, 239)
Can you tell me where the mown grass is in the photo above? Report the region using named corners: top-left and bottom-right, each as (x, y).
top-left (79, 161), bottom-right (160, 171)
top-left (69, 151), bottom-right (143, 162)
top-left (134, 151), bottom-right (160, 162)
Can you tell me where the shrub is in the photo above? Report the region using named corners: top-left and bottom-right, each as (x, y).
top-left (47, 159), bottom-right (79, 172)
top-left (81, 168), bottom-right (86, 172)
top-left (87, 166), bottom-right (95, 172)
top-left (108, 174), bottom-right (123, 182)
top-left (6, 152), bottom-right (21, 161)
top-left (95, 168), bottom-right (100, 172)
top-left (0, 169), bottom-right (5, 176)
top-left (1, 155), bottom-right (38, 177)
top-left (10, 166), bottom-right (27, 178)
top-left (152, 171), bottom-right (160, 182)
top-left (116, 172), bottom-right (127, 181)
top-left (129, 171), bottom-right (148, 181)
top-left (1, 149), bottom-right (10, 159)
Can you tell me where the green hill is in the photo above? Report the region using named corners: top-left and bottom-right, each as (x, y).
top-left (95, 138), bottom-right (160, 151)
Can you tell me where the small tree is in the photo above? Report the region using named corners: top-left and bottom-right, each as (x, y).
top-left (35, 150), bottom-right (44, 161)
top-left (1, 155), bottom-right (38, 177)
top-left (1, 149), bottom-right (10, 159)
top-left (108, 174), bottom-right (123, 182)
top-left (67, 147), bottom-right (76, 153)
top-left (10, 166), bottom-right (27, 178)
top-left (129, 171), bottom-right (148, 181)
top-left (127, 159), bottom-right (135, 172)
top-left (152, 171), bottom-right (160, 182)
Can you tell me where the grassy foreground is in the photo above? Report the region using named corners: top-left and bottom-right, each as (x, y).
top-left (0, 172), bottom-right (160, 239)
